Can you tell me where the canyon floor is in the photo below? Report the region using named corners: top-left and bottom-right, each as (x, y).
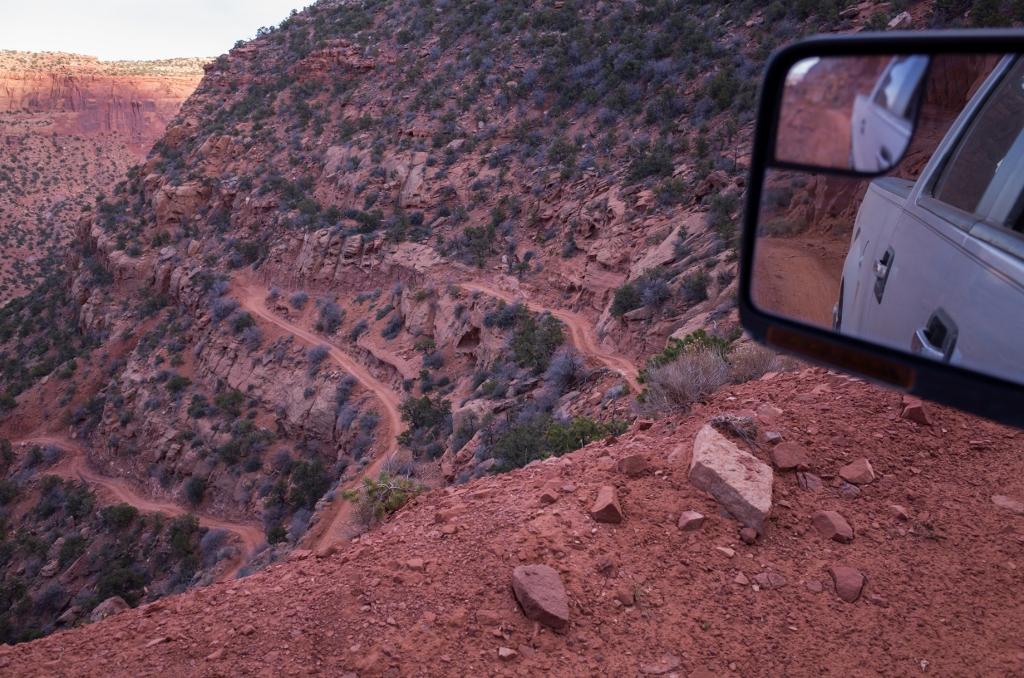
top-left (3, 367), bottom-right (1022, 677)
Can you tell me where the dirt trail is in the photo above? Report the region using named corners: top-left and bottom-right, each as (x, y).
top-left (235, 282), bottom-right (404, 548)
top-left (751, 236), bottom-right (846, 328)
top-left (13, 435), bottom-right (264, 579)
top-left (459, 280), bottom-right (642, 392)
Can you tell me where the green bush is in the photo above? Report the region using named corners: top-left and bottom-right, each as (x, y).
top-left (58, 535), bottom-right (88, 567)
top-left (184, 476), bottom-right (206, 506)
top-left (342, 471), bottom-right (422, 525)
top-left (101, 503), bottom-right (138, 531)
top-left (166, 374), bottom-right (191, 394)
top-left (288, 460), bottom-right (329, 510)
top-left (510, 312), bottom-right (564, 373)
top-left (490, 415), bottom-right (627, 471)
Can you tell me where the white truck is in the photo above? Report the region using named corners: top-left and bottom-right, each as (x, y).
top-left (834, 55), bottom-right (1024, 382)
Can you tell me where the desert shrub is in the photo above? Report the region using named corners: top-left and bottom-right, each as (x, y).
top-left (288, 460), bottom-right (329, 510)
top-left (728, 343), bottom-right (785, 383)
top-left (214, 389), bottom-right (245, 417)
top-left (680, 270), bottom-right (709, 305)
top-left (96, 565), bottom-right (146, 606)
top-left (307, 345), bottom-right (329, 375)
top-left (216, 420), bottom-right (272, 465)
top-left (398, 395), bottom-right (451, 458)
top-left (211, 298), bottom-right (239, 322)
top-left (316, 300), bottom-right (344, 334)
top-left (101, 503), bottom-right (138, 531)
top-left (342, 471), bottom-right (422, 526)
top-left (642, 346), bottom-right (730, 412)
top-left (708, 192), bottom-right (740, 241)
top-left (0, 479), bottom-right (17, 505)
top-left (199, 529), bottom-right (229, 568)
top-left (168, 514), bottom-right (200, 559)
top-left (610, 282), bottom-right (642, 317)
top-left (267, 525), bottom-right (288, 544)
top-left (612, 269), bottom-right (671, 317)
top-left (488, 414), bottom-right (626, 471)
top-left (627, 139), bottom-right (674, 182)
top-left (58, 535), bottom-right (88, 567)
top-left (289, 291), bottom-right (309, 309)
top-left (184, 476), bottom-right (206, 506)
top-left (510, 312), bottom-right (564, 373)
top-left (349, 319), bottom-right (368, 340)
top-left (165, 374), bottom-right (191, 394)
top-left (544, 348), bottom-right (584, 393)
top-left (381, 315), bottom-right (404, 340)
top-left (230, 311), bottom-right (255, 334)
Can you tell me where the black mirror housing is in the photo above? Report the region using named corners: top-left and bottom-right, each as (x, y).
top-left (740, 29), bottom-right (1024, 429)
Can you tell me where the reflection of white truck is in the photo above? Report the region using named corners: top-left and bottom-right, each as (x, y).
top-left (835, 55), bottom-right (1024, 382)
top-left (850, 55), bottom-right (929, 172)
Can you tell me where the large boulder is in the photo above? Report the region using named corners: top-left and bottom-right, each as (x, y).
top-left (689, 424), bottom-right (773, 534)
top-left (511, 565), bottom-right (570, 630)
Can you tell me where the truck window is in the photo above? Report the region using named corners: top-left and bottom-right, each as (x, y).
top-left (932, 58), bottom-right (1024, 215)
top-left (872, 55), bottom-right (928, 120)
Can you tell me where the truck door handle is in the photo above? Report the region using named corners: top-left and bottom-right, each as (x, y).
top-left (911, 309), bottom-right (958, 362)
top-left (873, 247), bottom-right (894, 303)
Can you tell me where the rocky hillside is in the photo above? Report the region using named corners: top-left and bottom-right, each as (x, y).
top-left (0, 51), bottom-right (204, 302)
top-left (1, 0), bottom-right (1021, 651)
top-left (2, 369), bottom-right (1022, 675)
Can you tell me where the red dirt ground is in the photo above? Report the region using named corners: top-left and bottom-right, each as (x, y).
top-left (2, 368), bottom-right (1022, 676)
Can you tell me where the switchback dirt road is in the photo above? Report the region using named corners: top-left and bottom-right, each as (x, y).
top-left (13, 435), bottom-right (264, 579)
top-left (235, 282), bottom-right (405, 549)
top-left (459, 280), bottom-right (642, 392)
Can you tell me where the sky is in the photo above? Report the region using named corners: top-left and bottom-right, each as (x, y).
top-left (0, 1), bottom-right (309, 61)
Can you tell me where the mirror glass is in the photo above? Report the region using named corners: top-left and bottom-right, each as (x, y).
top-left (752, 52), bottom-right (1024, 383)
top-left (776, 55), bottom-right (930, 172)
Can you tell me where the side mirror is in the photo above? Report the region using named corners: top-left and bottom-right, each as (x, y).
top-left (777, 54), bottom-right (929, 173)
top-left (740, 31), bottom-right (1024, 428)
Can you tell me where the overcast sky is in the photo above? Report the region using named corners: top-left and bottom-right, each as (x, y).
top-left (0, 1), bottom-right (309, 61)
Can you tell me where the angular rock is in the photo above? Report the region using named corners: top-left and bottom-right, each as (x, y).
top-left (812, 510), bottom-right (854, 543)
top-left (511, 565), bottom-right (570, 630)
top-left (677, 510), bottom-right (705, 532)
top-left (753, 570), bottom-right (787, 590)
top-left (838, 481), bottom-right (862, 499)
top-left (830, 565), bottom-right (865, 603)
top-left (498, 647), bottom-right (517, 661)
top-left (839, 458), bottom-right (875, 485)
top-left (90, 596), bottom-right (130, 623)
top-left (538, 481), bottom-right (560, 505)
top-left (640, 655), bottom-right (681, 675)
top-left (590, 485), bottom-right (624, 523)
top-left (890, 504), bottom-right (911, 521)
top-left (689, 424), bottom-right (773, 534)
top-left (900, 396), bottom-right (932, 425)
top-left (992, 495), bottom-right (1024, 515)
top-left (616, 454), bottom-right (649, 478)
top-left (797, 472), bottom-right (823, 492)
top-left (770, 442), bottom-right (810, 471)
top-left (739, 527), bottom-right (758, 545)
top-left (764, 431), bottom-right (783, 445)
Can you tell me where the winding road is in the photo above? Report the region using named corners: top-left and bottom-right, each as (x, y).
top-left (13, 435), bottom-right (264, 580)
top-left (459, 280), bottom-right (642, 392)
top-left (235, 282), bottom-right (405, 549)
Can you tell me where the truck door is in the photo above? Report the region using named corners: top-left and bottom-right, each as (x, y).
top-left (877, 56), bottom-right (1024, 382)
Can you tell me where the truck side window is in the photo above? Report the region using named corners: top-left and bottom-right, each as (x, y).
top-left (932, 58), bottom-right (1024, 215)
